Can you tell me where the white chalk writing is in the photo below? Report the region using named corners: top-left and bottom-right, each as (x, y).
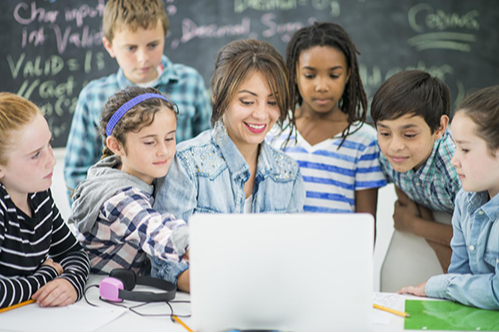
top-left (180, 18), bottom-right (251, 43)
top-left (408, 4), bottom-right (479, 33)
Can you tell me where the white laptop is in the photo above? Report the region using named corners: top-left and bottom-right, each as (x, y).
top-left (189, 213), bottom-right (374, 332)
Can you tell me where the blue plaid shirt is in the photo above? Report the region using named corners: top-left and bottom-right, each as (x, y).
top-left (64, 55), bottom-right (212, 199)
top-left (77, 186), bottom-right (188, 275)
top-left (378, 130), bottom-right (461, 214)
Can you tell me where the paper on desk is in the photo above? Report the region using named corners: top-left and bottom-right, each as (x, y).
top-left (372, 292), bottom-right (405, 325)
top-left (374, 292), bottom-right (405, 311)
top-left (0, 302), bottom-right (126, 332)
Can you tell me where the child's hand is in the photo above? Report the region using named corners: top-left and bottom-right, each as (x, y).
top-left (183, 249), bottom-right (190, 261)
top-left (177, 268), bottom-right (190, 293)
top-left (418, 203), bottom-right (434, 221)
top-left (393, 198), bottom-right (419, 233)
top-left (41, 258), bottom-right (63, 275)
top-left (32, 278), bottom-right (77, 307)
top-left (394, 186), bottom-right (410, 206)
top-left (398, 281), bottom-right (427, 297)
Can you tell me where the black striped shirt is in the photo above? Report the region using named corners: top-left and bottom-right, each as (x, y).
top-left (0, 185), bottom-right (90, 308)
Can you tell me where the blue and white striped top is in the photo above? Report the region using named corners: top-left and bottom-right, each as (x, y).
top-left (267, 122), bottom-right (387, 213)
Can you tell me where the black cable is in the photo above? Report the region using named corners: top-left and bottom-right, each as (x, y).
top-left (83, 283), bottom-right (191, 318)
top-left (168, 300), bottom-right (191, 318)
top-left (83, 284), bottom-right (100, 307)
top-left (128, 300), bottom-right (173, 317)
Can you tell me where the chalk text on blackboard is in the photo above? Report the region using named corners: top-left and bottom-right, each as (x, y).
top-left (179, 18), bottom-right (251, 44)
top-left (234, 0), bottom-right (340, 16)
top-left (407, 4), bottom-right (479, 52)
top-left (408, 4), bottom-right (479, 32)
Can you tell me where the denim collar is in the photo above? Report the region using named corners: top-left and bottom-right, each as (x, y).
top-left (116, 55), bottom-right (179, 89)
top-left (466, 190), bottom-right (499, 221)
top-left (212, 121), bottom-right (277, 182)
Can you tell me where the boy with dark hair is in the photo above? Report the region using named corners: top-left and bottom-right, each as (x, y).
top-left (64, 0), bottom-right (211, 201)
top-left (371, 70), bottom-right (461, 290)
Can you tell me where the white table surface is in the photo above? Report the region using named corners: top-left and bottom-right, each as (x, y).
top-left (86, 275), bottom-right (430, 332)
top-left (0, 275), bottom-right (436, 332)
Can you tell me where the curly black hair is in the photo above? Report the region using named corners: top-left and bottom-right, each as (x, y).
top-left (285, 22), bottom-right (367, 147)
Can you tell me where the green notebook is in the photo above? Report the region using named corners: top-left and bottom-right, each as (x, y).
top-left (404, 299), bottom-right (499, 331)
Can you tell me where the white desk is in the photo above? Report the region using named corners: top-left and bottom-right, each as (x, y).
top-left (0, 275), bottom-right (433, 332)
top-left (80, 275), bottom-right (194, 332)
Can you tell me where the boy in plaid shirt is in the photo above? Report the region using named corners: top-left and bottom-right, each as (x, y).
top-left (371, 71), bottom-right (461, 287)
top-left (64, 0), bottom-right (211, 202)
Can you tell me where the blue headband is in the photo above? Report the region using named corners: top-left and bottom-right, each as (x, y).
top-left (106, 93), bottom-right (170, 137)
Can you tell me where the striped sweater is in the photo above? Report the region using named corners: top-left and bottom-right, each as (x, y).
top-left (0, 185), bottom-right (90, 309)
top-left (267, 121), bottom-right (387, 213)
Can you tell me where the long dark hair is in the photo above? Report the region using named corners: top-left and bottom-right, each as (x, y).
top-left (211, 39), bottom-right (291, 127)
top-left (285, 22), bottom-right (367, 147)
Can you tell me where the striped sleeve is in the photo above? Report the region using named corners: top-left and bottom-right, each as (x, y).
top-left (48, 200), bottom-right (90, 301)
top-left (0, 267), bottom-right (59, 309)
top-left (0, 213), bottom-right (60, 308)
top-left (355, 139), bottom-right (387, 190)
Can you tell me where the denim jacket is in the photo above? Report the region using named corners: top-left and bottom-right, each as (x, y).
top-left (151, 121), bottom-right (305, 284)
top-left (426, 189), bottom-right (499, 309)
top-left (154, 121), bottom-right (305, 221)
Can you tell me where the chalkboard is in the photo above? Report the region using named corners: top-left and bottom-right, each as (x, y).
top-left (1, 0), bottom-right (498, 148)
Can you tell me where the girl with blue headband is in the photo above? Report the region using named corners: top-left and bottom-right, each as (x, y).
top-left (68, 86), bottom-right (189, 278)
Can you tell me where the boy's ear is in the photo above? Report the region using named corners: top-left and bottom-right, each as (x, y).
top-left (0, 166), bottom-right (4, 179)
top-left (434, 115), bottom-right (449, 140)
top-left (102, 37), bottom-right (116, 58)
top-left (106, 136), bottom-right (125, 156)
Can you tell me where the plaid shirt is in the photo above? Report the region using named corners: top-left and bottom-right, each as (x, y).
top-left (77, 187), bottom-right (188, 275)
top-left (64, 55), bottom-right (212, 198)
top-left (378, 130), bottom-right (461, 214)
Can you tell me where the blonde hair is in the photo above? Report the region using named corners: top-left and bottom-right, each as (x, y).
top-left (0, 93), bottom-right (40, 165)
top-left (211, 39), bottom-right (291, 126)
top-left (103, 0), bottom-right (169, 42)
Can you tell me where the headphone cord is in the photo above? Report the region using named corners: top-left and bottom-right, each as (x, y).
top-left (83, 284), bottom-right (191, 318)
top-left (84, 284), bottom-right (100, 307)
